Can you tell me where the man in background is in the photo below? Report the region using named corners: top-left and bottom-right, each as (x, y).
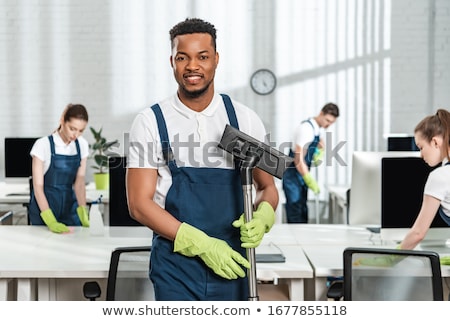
top-left (282, 103), bottom-right (340, 223)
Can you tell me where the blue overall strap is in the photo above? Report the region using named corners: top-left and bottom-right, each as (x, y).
top-left (303, 119), bottom-right (318, 137)
top-left (150, 104), bottom-right (174, 164)
top-left (48, 135), bottom-right (81, 160)
top-left (220, 94), bottom-right (239, 129)
top-left (74, 139), bottom-right (81, 161)
top-left (49, 135), bottom-right (55, 155)
top-left (220, 94), bottom-right (241, 170)
top-left (151, 95), bottom-right (238, 164)
top-left (302, 119), bottom-right (320, 167)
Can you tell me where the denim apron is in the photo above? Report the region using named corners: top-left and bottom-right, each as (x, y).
top-left (438, 162), bottom-right (450, 225)
top-left (149, 94), bottom-right (248, 300)
top-left (282, 119), bottom-right (320, 223)
top-left (29, 135), bottom-right (82, 226)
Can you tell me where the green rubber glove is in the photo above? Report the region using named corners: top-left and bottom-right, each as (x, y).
top-left (353, 256), bottom-right (402, 267)
top-left (440, 256), bottom-right (450, 265)
top-left (40, 208), bottom-right (69, 233)
top-left (232, 201), bottom-right (275, 248)
top-left (312, 148), bottom-right (324, 166)
top-left (303, 172), bottom-right (320, 194)
top-left (77, 206), bottom-right (90, 227)
top-left (354, 246), bottom-right (403, 267)
top-left (174, 223), bottom-right (250, 280)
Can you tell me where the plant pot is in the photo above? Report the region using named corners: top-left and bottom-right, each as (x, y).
top-left (94, 173), bottom-right (109, 190)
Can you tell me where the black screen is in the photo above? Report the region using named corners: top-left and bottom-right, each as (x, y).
top-left (4, 137), bottom-right (38, 178)
top-left (381, 157), bottom-right (445, 228)
top-left (387, 136), bottom-right (419, 151)
top-left (108, 156), bottom-right (142, 226)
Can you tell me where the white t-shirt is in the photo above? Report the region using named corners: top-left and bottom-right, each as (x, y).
top-left (424, 159), bottom-right (450, 217)
top-left (128, 93), bottom-right (267, 207)
top-left (292, 117), bottom-right (323, 151)
top-left (30, 132), bottom-right (89, 174)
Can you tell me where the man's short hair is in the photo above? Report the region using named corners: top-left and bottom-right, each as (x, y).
top-left (169, 18), bottom-right (217, 51)
top-left (321, 102), bottom-right (340, 118)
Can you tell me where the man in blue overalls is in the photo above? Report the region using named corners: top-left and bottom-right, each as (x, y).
top-left (127, 18), bottom-right (278, 300)
top-left (282, 103), bottom-right (339, 223)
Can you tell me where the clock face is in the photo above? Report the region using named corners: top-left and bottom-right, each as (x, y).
top-left (250, 69), bottom-right (277, 95)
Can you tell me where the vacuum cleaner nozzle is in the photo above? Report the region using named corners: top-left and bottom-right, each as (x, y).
top-left (218, 125), bottom-right (294, 179)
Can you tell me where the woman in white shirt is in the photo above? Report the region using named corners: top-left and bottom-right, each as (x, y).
top-left (400, 109), bottom-right (450, 249)
top-left (29, 104), bottom-right (90, 233)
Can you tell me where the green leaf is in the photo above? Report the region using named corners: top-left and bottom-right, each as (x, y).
top-left (89, 126), bottom-right (119, 174)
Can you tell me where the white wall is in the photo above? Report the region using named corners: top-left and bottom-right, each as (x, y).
top-left (0, 0), bottom-right (449, 190)
top-left (391, 0), bottom-right (450, 133)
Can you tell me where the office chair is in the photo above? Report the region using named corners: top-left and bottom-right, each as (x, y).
top-left (108, 156), bottom-right (142, 226)
top-left (327, 247), bottom-right (444, 301)
top-left (0, 210), bottom-right (13, 225)
top-left (83, 246), bottom-right (153, 301)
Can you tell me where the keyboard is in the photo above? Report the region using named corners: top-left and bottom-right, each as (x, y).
top-left (255, 253), bottom-right (286, 263)
top-left (6, 193), bottom-right (29, 196)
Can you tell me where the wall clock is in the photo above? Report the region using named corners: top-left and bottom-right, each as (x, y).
top-left (250, 69), bottom-right (277, 95)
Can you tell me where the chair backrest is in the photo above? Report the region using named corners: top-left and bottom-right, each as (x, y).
top-left (343, 247), bottom-right (443, 301)
top-left (106, 246), bottom-right (153, 301)
top-left (0, 210), bottom-right (13, 225)
top-left (108, 156), bottom-right (142, 226)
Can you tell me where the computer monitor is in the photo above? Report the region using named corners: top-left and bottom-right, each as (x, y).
top-left (4, 137), bottom-right (38, 183)
top-left (380, 157), bottom-right (448, 246)
top-left (348, 151), bottom-right (420, 227)
top-left (108, 156), bottom-right (142, 226)
top-left (387, 136), bottom-right (419, 151)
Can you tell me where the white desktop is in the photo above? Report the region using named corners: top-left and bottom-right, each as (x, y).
top-left (348, 151), bottom-right (420, 227)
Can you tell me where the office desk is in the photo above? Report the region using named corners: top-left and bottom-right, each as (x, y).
top-left (0, 182), bottom-right (108, 223)
top-left (260, 223), bottom-right (300, 245)
top-left (0, 225), bottom-right (152, 300)
top-left (266, 224), bottom-right (450, 300)
top-left (256, 244), bottom-right (313, 300)
top-left (0, 182), bottom-right (107, 204)
top-left (288, 223), bottom-right (378, 245)
top-left (326, 185), bottom-right (350, 224)
top-left (294, 224), bottom-right (450, 300)
top-left (0, 225), bottom-right (313, 301)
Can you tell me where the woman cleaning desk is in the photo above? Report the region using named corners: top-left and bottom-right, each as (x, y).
top-left (28, 104), bottom-right (90, 233)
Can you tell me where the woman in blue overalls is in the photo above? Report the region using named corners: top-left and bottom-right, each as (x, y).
top-left (29, 104), bottom-right (90, 233)
top-left (126, 18), bottom-right (278, 301)
top-left (400, 109), bottom-right (450, 250)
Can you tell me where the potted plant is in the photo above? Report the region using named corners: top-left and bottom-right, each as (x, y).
top-left (89, 127), bottom-right (118, 190)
